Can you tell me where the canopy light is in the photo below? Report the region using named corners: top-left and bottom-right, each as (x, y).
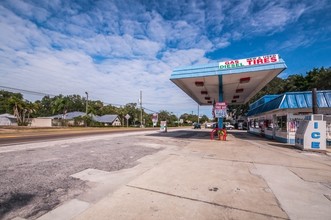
top-left (195, 81), bottom-right (204, 87)
top-left (205, 97), bottom-right (211, 100)
top-left (231, 100), bottom-right (237, 103)
top-left (201, 91), bottom-right (208, 95)
top-left (240, 77), bottom-right (250, 83)
top-left (233, 95), bottom-right (239, 99)
top-left (236, 88), bottom-right (244, 93)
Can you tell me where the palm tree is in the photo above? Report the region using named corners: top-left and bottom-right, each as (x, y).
top-left (8, 96), bottom-right (26, 125)
top-left (51, 95), bottom-right (68, 118)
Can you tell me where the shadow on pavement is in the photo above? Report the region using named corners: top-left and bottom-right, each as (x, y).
top-left (146, 129), bottom-right (211, 140)
top-left (0, 192), bottom-right (35, 219)
top-left (148, 129), bottom-right (300, 151)
top-left (228, 130), bottom-right (298, 150)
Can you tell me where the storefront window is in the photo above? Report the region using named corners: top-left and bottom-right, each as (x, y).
top-left (276, 116), bottom-right (287, 132)
top-left (255, 120), bottom-right (259, 128)
top-left (266, 120), bottom-right (273, 130)
top-left (288, 119), bottom-right (302, 132)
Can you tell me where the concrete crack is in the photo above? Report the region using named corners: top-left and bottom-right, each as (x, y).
top-left (126, 185), bottom-right (289, 220)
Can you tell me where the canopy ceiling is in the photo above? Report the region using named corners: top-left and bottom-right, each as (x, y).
top-left (170, 55), bottom-right (287, 106)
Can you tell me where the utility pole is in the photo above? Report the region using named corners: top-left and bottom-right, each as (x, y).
top-left (312, 88), bottom-right (318, 114)
top-left (197, 104), bottom-right (200, 124)
top-left (85, 91), bottom-right (88, 127)
top-left (140, 90), bottom-right (143, 128)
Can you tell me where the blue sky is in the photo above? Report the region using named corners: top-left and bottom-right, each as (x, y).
top-left (0, 0), bottom-right (330, 117)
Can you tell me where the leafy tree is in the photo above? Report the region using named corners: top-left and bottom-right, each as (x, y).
top-left (0, 90), bottom-right (24, 114)
top-left (9, 96), bottom-right (29, 125)
top-left (199, 114), bottom-right (210, 124)
top-left (306, 67), bottom-right (331, 90)
top-left (282, 74), bottom-right (307, 92)
top-left (51, 95), bottom-right (68, 116)
top-left (180, 113), bottom-right (198, 125)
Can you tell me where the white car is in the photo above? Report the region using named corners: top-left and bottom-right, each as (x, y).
top-left (225, 124), bottom-right (234, 130)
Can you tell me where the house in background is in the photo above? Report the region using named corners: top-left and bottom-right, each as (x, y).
top-left (30, 117), bottom-right (53, 127)
top-left (31, 111), bottom-right (86, 127)
top-left (31, 112), bottom-right (121, 127)
top-left (51, 111), bottom-right (86, 126)
top-left (0, 113), bottom-right (17, 126)
top-left (93, 114), bottom-right (121, 126)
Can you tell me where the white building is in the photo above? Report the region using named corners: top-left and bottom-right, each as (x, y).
top-left (0, 113), bottom-right (17, 126)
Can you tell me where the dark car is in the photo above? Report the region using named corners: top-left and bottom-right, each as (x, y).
top-left (193, 123), bottom-right (201, 129)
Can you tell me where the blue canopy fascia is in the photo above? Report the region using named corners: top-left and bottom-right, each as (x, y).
top-left (247, 90), bottom-right (331, 116)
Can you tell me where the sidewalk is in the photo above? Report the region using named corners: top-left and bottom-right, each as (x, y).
top-left (38, 130), bottom-right (331, 220)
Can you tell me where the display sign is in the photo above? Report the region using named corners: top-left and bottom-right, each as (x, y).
top-left (160, 121), bottom-right (167, 132)
top-left (214, 102), bottom-right (227, 118)
top-left (152, 113), bottom-right (158, 126)
top-left (219, 54), bottom-right (279, 70)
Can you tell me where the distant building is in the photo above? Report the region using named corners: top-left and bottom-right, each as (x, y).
top-left (31, 112), bottom-right (121, 127)
top-left (31, 111), bottom-right (86, 127)
top-left (0, 113), bottom-right (17, 126)
top-left (93, 114), bottom-right (121, 126)
top-left (247, 90), bottom-right (331, 146)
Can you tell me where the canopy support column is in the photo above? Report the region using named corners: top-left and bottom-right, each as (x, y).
top-left (218, 75), bottom-right (224, 129)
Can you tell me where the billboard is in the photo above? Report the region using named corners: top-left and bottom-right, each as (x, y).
top-left (219, 54), bottom-right (279, 70)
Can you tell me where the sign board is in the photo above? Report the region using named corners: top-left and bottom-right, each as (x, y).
top-left (125, 114), bottom-right (130, 127)
top-left (214, 102), bottom-right (227, 118)
top-left (160, 121), bottom-right (167, 132)
top-left (219, 54), bottom-right (279, 70)
top-left (152, 113), bottom-right (158, 126)
top-left (295, 114), bottom-right (326, 150)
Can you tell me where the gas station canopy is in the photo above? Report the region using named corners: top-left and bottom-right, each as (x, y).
top-left (170, 54), bottom-right (287, 106)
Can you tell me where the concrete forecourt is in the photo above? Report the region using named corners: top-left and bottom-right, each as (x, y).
top-left (3, 128), bottom-right (329, 220)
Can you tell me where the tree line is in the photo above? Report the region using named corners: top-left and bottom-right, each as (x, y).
top-left (0, 91), bottom-right (209, 126)
top-left (1, 67), bottom-right (329, 126)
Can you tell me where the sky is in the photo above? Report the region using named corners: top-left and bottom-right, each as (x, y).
top-left (0, 0), bottom-right (330, 117)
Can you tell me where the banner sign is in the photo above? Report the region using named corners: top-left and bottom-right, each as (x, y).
top-left (152, 113), bottom-right (158, 126)
top-left (219, 54), bottom-right (279, 70)
top-left (214, 102), bottom-right (227, 118)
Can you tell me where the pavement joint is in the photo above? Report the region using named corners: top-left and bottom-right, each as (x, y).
top-left (126, 184), bottom-right (289, 220)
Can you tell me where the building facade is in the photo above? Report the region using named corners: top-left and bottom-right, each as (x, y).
top-left (247, 91), bottom-right (331, 146)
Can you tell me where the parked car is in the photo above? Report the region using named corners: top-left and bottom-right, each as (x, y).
top-left (193, 123), bottom-right (201, 129)
top-left (225, 124), bottom-right (234, 130)
top-left (205, 122), bottom-right (216, 128)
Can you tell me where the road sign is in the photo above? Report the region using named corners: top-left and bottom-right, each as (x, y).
top-left (125, 114), bottom-right (130, 120)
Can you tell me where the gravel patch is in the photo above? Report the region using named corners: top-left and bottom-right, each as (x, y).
top-left (0, 135), bottom-right (161, 220)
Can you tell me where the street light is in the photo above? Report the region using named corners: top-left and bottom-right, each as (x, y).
top-left (85, 92), bottom-right (88, 115)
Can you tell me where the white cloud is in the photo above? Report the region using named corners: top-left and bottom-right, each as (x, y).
top-left (0, 0), bottom-right (329, 117)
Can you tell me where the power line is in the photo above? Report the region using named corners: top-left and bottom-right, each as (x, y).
top-left (142, 107), bottom-right (158, 113)
top-left (0, 85), bottom-right (192, 114)
top-left (0, 85), bottom-right (57, 97)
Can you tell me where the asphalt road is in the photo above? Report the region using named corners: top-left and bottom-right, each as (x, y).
top-left (0, 128), bottom-right (158, 146)
top-left (0, 129), bottom-right (174, 220)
